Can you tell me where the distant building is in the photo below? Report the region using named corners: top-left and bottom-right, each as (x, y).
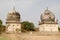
top-left (6, 7), bottom-right (21, 33)
top-left (39, 8), bottom-right (58, 32)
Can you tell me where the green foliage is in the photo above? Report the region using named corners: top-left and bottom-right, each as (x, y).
top-left (21, 21), bottom-right (35, 32)
top-left (58, 27), bottom-right (60, 31)
top-left (0, 20), bottom-right (6, 34)
top-left (0, 20), bottom-right (2, 29)
top-left (0, 37), bottom-right (10, 40)
top-left (16, 28), bottom-right (21, 33)
top-left (0, 20), bottom-right (2, 25)
top-left (0, 20), bottom-right (2, 34)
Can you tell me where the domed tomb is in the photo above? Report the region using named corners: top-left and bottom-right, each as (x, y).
top-left (39, 8), bottom-right (58, 32)
top-left (6, 7), bottom-right (21, 33)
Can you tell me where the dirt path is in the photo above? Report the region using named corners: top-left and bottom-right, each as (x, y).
top-left (1, 33), bottom-right (60, 40)
top-left (1, 33), bottom-right (21, 40)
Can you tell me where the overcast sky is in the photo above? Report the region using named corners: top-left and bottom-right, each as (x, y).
top-left (0, 0), bottom-right (60, 27)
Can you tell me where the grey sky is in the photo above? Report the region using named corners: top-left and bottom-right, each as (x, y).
top-left (0, 0), bottom-right (60, 27)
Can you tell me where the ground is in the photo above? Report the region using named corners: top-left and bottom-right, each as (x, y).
top-left (0, 32), bottom-right (60, 40)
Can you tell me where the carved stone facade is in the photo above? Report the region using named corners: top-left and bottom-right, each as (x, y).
top-left (6, 7), bottom-right (21, 33)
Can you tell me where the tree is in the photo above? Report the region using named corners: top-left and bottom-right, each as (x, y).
top-left (21, 21), bottom-right (35, 32)
top-left (0, 20), bottom-right (2, 34)
top-left (58, 27), bottom-right (60, 31)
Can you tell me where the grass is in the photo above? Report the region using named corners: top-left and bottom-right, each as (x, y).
top-left (0, 37), bottom-right (10, 40)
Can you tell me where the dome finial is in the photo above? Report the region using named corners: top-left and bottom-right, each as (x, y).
top-left (13, 6), bottom-right (16, 12)
top-left (46, 7), bottom-right (48, 10)
top-left (13, 6), bottom-right (15, 10)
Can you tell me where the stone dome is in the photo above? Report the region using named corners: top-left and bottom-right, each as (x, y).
top-left (6, 7), bottom-right (20, 22)
top-left (40, 8), bottom-right (55, 22)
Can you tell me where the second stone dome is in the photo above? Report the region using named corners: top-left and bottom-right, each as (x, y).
top-left (40, 8), bottom-right (55, 22)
